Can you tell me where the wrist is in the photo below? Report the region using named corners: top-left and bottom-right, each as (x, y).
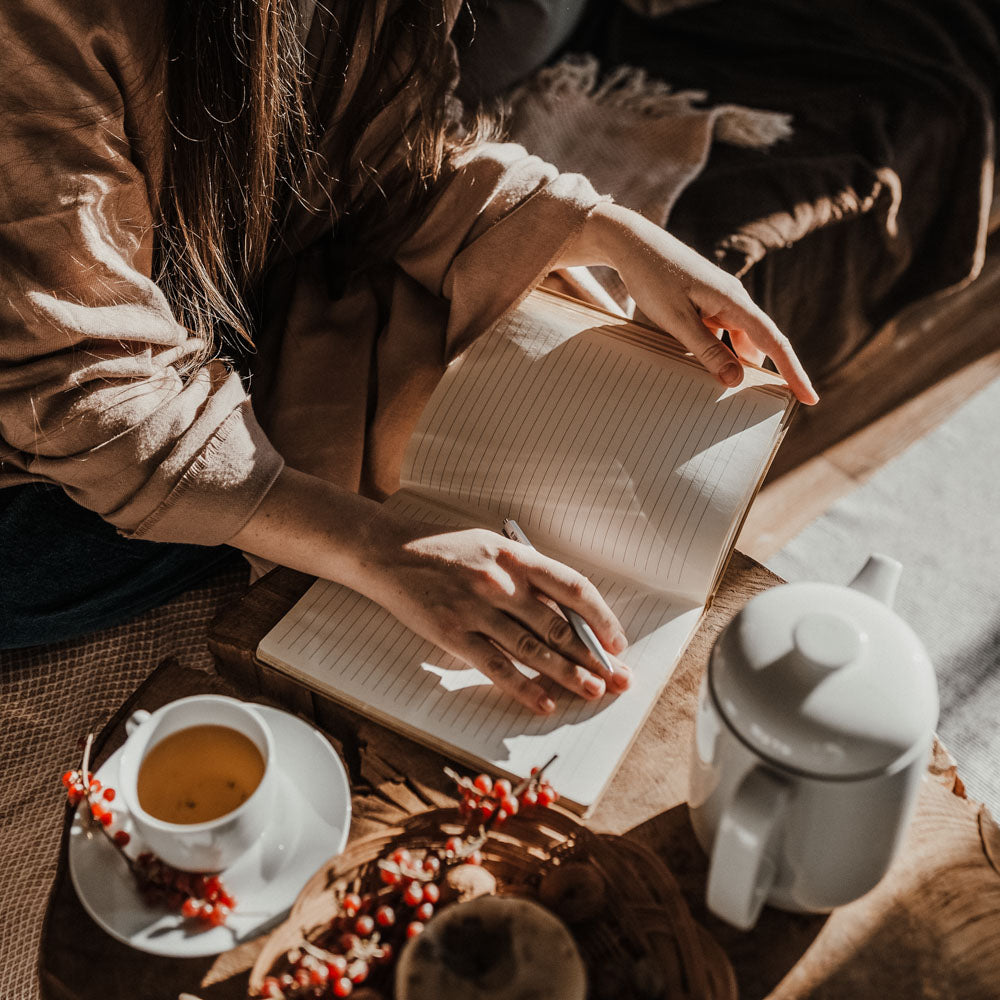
top-left (557, 201), bottom-right (630, 270)
top-left (231, 466), bottom-right (389, 587)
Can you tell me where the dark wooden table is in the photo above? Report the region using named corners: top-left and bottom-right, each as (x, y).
top-left (40, 554), bottom-right (1000, 999)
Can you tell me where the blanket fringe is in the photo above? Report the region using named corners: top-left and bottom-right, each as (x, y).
top-left (509, 54), bottom-right (792, 150)
top-left (715, 105), bottom-right (794, 148)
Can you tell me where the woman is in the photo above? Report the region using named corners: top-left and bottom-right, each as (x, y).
top-left (0, 0), bottom-right (816, 711)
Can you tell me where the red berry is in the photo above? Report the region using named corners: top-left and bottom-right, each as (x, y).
top-left (208, 905), bottom-right (229, 927)
top-left (537, 786), bottom-right (556, 807)
top-left (467, 850), bottom-right (483, 866)
top-left (530, 766), bottom-right (540, 775)
top-left (261, 976), bottom-right (283, 998)
top-left (181, 898), bottom-right (201, 919)
top-left (473, 774), bottom-right (493, 795)
top-left (379, 867), bottom-right (401, 886)
top-left (102, 788), bottom-right (116, 802)
top-left (294, 968), bottom-right (312, 989)
top-left (500, 794), bottom-right (519, 815)
top-left (309, 965), bottom-right (328, 986)
top-left (199, 904), bottom-right (215, 923)
top-left (99, 811), bottom-right (114, 827)
top-left (416, 901), bottom-right (434, 921)
top-left (339, 932), bottom-right (360, 953)
top-left (519, 788), bottom-right (538, 808)
top-left (354, 914), bottom-right (374, 936)
top-left (61, 770), bottom-right (76, 788)
top-left (332, 976), bottom-right (353, 997)
top-left (204, 876), bottom-right (221, 898)
top-left (375, 905), bottom-right (395, 927)
top-left (422, 882), bottom-right (440, 904)
top-left (493, 778), bottom-right (512, 798)
top-left (422, 855), bottom-right (441, 875)
top-left (348, 959), bottom-right (369, 984)
top-left (479, 801), bottom-right (496, 821)
top-left (113, 830), bottom-right (131, 847)
top-left (342, 892), bottom-right (362, 916)
top-left (406, 921), bottom-right (424, 938)
top-left (67, 789), bottom-right (83, 806)
top-left (378, 943), bottom-right (393, 964)
top-left (88, 777), bottom-right (101, 792)
top-left (326, 956), bottom-right (348, 979)
top-left (445, 836), bottom-right (463, 855)
top-left (391, 848), bottom-right (411, 866)
top-left (403, 881), bottom-right (423, 907)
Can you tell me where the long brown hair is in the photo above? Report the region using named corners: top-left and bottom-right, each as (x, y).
top-left (157, 0), bottom-right (476, 356)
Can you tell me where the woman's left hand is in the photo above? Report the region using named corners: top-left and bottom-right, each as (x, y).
top-left (559, 202), bottom-right (819, 405)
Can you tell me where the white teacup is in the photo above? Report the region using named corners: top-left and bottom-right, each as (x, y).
top-left (117, 695), bottom-right (276, 872)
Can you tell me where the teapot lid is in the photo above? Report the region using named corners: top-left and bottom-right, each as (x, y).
top-left (709, 580), bottom-right (938, 779)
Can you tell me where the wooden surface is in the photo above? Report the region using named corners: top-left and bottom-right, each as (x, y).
top-left (739, 344), bottom-right (1000, 560)
top-left (767, 232), bottom-right (1000, 481)
top-left (40, 555), bottom-right (1000, 999)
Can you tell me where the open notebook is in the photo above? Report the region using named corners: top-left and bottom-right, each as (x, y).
top-left (258, 289), bottom-right (795, 813)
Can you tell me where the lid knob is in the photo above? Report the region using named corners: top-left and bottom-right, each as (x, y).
top-left (791, 613), bottom-right (863, 672)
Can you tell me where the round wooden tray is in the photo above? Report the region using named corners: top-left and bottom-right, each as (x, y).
top-left (249, 807), bottom-right (736, 999)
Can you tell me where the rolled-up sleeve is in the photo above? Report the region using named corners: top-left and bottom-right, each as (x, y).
top-left (0, 1), bottom-right (284, 545)
top-left (394, 141), bottom-right (608, 359)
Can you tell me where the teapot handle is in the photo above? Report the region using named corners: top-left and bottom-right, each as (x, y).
top-left (706, 766), bottom-right (790, 930)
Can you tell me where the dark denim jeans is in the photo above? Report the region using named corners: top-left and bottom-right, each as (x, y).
top-left (0, 484), bottom-right (241, 650)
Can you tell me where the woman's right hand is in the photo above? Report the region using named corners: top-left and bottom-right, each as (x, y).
top-left (356, 518), bottom-right (632, 715)
top-left (232, 467), bottom-right (631, 714)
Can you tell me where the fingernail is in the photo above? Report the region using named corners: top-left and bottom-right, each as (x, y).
top-left (537, 695), bottom-right (556, 714)
top-left (583, 675), bottom-right (605, 698)
top-left (610, 663), bottom-right (632, 690)
top-left (720, 363), bottom-right (742, 387)
top-left (612, 629), bottom-right (628, 653)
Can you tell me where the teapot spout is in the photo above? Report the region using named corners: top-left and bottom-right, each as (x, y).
top-left (848, 554), bottom-right (902, 608)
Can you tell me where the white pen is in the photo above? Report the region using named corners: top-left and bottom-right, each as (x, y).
top-left (502, 518), bottom-right (616, 682)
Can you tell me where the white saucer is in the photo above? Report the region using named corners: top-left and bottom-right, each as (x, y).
top-left (68, 704), bottom-right (351, 957)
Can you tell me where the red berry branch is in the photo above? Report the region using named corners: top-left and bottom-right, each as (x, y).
top-left (253, 757), bottom-right (559, 1000)
top-left (61, 733), bottom-right (236, 929)
top-left (447, 753), bottom-right (559, 831)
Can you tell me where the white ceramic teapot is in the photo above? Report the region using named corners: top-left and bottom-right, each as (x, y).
top-left (689, 554), bottom-right (938, 930)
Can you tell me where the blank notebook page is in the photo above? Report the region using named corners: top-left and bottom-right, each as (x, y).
top-left (401, 293), bottom-right (790, 602)
top-left (258, 494), bottom-right (703, 813)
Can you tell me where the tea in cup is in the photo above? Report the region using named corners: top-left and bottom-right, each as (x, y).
top-left (117, 695), bottom-right (276, 872)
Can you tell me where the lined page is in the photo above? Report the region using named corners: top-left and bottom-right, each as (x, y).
top-left (401, 291), bottom-right (790, 603)
top-left (258, 494), bottom-right (703, 813)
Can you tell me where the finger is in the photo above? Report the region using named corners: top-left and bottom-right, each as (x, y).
top-left (728, 326), bottom-right (767, 368)
top-left (667, 305), bottom-right (746, 389)
top-left (522, 555), bottom-right (627, 656)
top-left (482, 608), bottom-right (608, 701)
top-left (458, 634), bottom-right (556, 715)
top-left (700, 317), bottom-right (767, 373)
top-left (703, 306), bottom-right (818, 404)
top-left (504, 594), bottom-right (632, 692)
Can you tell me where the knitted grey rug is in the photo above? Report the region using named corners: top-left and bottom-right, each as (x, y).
top-left (767, 377), bottom-right (1000, 815)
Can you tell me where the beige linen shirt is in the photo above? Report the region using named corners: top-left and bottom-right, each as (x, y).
top-left (0, 0), bottom-right (602, 546)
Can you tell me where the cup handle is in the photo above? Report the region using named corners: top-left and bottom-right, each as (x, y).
top-left (706, 766), bottom-right (790, 930)
top-left (125, 709), bottom-right (150, 737)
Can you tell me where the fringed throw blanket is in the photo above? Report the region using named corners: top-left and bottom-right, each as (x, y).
top-left (507, 53), bottom-right (793, 229)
